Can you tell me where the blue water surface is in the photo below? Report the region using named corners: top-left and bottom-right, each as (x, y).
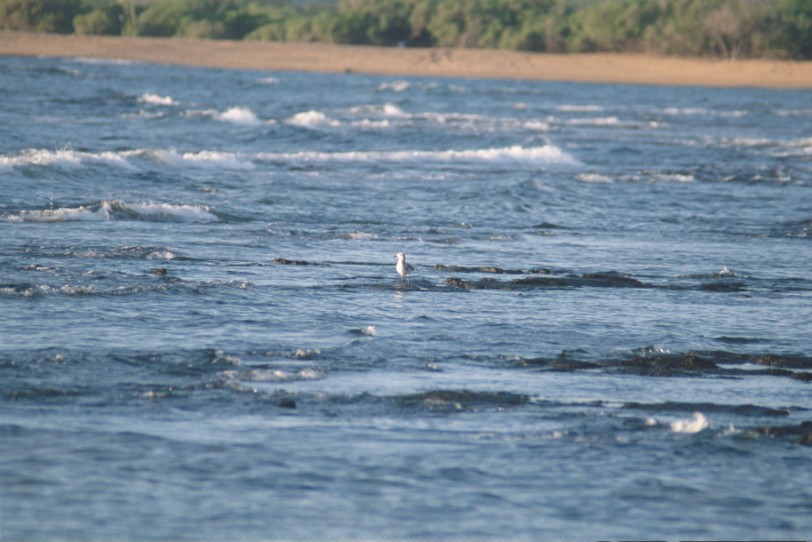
top-left (1, 55), bottom-right (811, 541)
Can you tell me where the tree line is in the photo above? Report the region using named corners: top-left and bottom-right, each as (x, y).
top-left (2, 0), bottom-right (811, 60)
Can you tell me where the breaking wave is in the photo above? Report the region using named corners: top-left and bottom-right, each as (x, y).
top-left (257, 144), bottom-right (578, 166)
top-left (0, 144), bottom-right (576, 171)
top-left (152, 149), bottom-right (255, 170)
top-left (214, 106), bottom-right (261, 126)
top-left (286, 110), bottom-right (341, 128)
top-left (4, 200), bottom-right (219, 223)
top-left (0, 148), bottom-right (135, 170)
top-left (138, 93), bottom-right (176, 106)
top-left (518, 348), bottom-right (812, 382)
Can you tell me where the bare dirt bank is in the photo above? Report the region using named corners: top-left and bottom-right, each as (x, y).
top-left (3, 31), bottom-right (812, 88)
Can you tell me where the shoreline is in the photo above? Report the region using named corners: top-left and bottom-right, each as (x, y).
top-left (3, 31), bottom-right (812, 88)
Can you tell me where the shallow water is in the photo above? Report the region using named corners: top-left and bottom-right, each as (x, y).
top-left (1, 56), bottom-right (811, 540)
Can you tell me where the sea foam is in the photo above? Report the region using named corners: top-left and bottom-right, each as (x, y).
top-left (257, 144), bottom-right (578, 166)
top-left (5, 200), bottom-right (218, 223)
top-left (153, 149), bottom-right (254, 170)
top-left (670, 412), bottom-right (709, 434)
top-left (566, 116), bottom-right (625, 127)
top-left (214, 107), bottom-right (261, 126)
top-left (556, 104), bottom-right (604, 112)
top-left (286, 110), bottom-right (341, 127)
top-left (138, 93), bottom-right (176, 106)
top-left (0, 149), bottom-right (134, 170)
top-left (377, 80), bottom-right (411, 92)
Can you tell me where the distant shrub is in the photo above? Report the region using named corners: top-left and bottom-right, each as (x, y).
top-left (3, 0), bottom-right (812, 59)
top-left (0, 0), bottom-right (81, 33)
top-left (73, 7), bottom-right (121, 35)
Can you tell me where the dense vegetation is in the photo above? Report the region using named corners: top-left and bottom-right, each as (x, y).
top-left (2, 0), bottom-right (811, 59)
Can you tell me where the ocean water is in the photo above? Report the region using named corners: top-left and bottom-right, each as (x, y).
top-left (1, 55), bottom-right (811, 541)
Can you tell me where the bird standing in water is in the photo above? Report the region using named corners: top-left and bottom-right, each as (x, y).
top-left (395, 252), bottom-right (413, 281)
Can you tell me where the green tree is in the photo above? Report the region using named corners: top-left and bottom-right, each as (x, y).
top-left (0, 0), bottom-right (81, 33)
top-left (780, 0), bottom-right (812, 58)
top-left (73, 7), bottom-right (120, 34)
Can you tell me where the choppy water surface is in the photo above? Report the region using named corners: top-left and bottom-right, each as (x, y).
top-left (1, 56), bottom-right (811, 541)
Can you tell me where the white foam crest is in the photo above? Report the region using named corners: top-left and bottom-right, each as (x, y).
top-left (138, 93), bottom-right (176, 106)
top-left (664, 107), bottom-right (747, 118)
top-left (350, 119), bottom-right (392, 129)
top-left (652, 173), bottom-right (694, 183)
top-left (716, 266), bottom-right (736, 277)
top-left (716, 136), bottom-right (773, 148)
top-left (777, 108), bottom-right (812, 117)
top-left (0, 148), bottom-right (135, 170)
top-left (346, 108), bottom-right (549, 133)
top-left (670, 412), bottom-right (709, 434)
top-left (5, 200), bottom-right (217, 223)
top-left (257, 144), bottom-right (578, 166)
top-left (440, 145), bottom-right (577, 163)
top-left (522, 120), bottom-right (550, 131)
top-left (72, 57), bottom-right (140, 65)
top-left (124, 201), bottom-right (218, 222)
top-left (382, 103), bottom-right (407, 117)
top-left (1, 284), bottom-right (99, 297)
top-left (5, 205), bottom-right (109, 223)
top-left (377, 80), bottom-right (411, 92)
top-left (663, 107), bottom-right (708, 116)
top-left (416, 111), bottom-right (481, 124)
top-left (286, 110), bottom-right (341, 128)
top-left (123, 110), bottom-right (166, 120)
top-left (578, 173), bottom-right (613, 184)
top-left (556, 104), bottom-right (603, 112)
top-left (153, 149), bottom-right (254, 170)
top-left (345, 232), bottom-right (378, 240)
top-left (345, 103), bottom-right (408, 126)
top-left (93, 151), bottom-right (136, 169)
top-left (0, 149), bottom-right (82, 168)
top-left (214, 106), bottom-right (261, 126)
top-left (624, 172), bottom-right (694, 183)
top-left (146, 249), bottom-right (176, 260)
top-left (783, 136), bottom-right (812, 148)
top-left (566, 116), bottom-right (623, 127)
top-left (258, 76), bottom-right (279, 85)
top-left (771, 137), bottom-right (812, 158)
top-left (240, 367), bottom-right (323, 382)
top-left (347, 102), bottom-right (406, 117)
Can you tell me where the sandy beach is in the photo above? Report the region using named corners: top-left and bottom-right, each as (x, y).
top-left (2, 30), bottom-right (812, 88)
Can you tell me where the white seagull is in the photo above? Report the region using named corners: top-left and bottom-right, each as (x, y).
top-left (395, 252), bottom-right (414, 281)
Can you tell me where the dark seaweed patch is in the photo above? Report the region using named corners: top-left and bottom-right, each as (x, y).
top-left (514, 349), bottom-right (812, 383)
top-left (509, 276), bottom-right (589, 288)
top-left (435, 264), bottom-right (524, 275)
top-left (715, 336), bottom-right (766, 344)
top-left (396, 390), bottom-right (529, 413)
top-left (578, 272), bottom-right (649, 288)
top-left (271, 258), bottom-right (322, 266)
top-left (518, 356), bottom-right (601, 372)
top-left (753, 421), bottom-right (812, 445)
top-left (435, 264), bottom-right (551, 275)
top-left (608, 351), bottom-right (720, 377)
top-left (621, 401), bottom-right (790, 417)
top-left (701, 281), bottom-right (747, 292)
top-left (444, 272), bottom-right (650, 291)
top-left (445, 277), bottom-right (507, 290)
